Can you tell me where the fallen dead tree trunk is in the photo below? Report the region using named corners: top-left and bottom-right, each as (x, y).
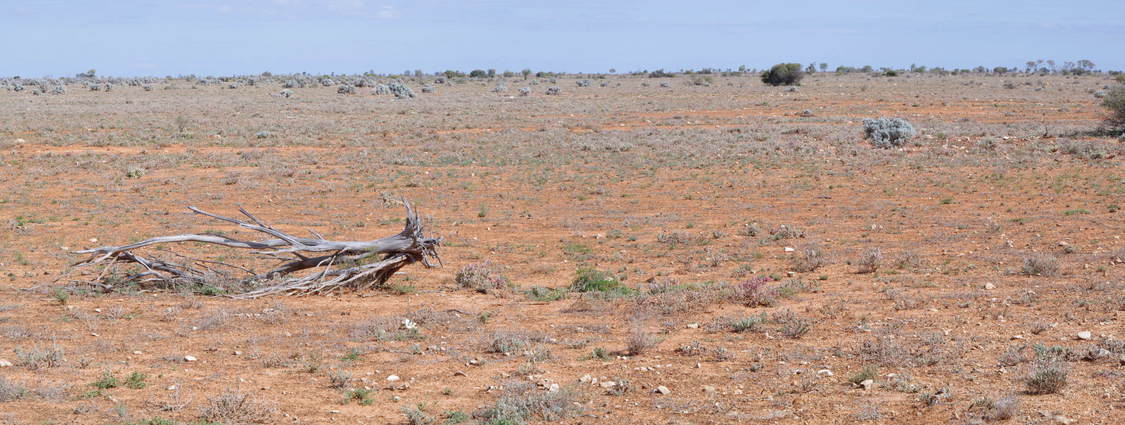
top-left (68, 200), bottom-right (441, 298)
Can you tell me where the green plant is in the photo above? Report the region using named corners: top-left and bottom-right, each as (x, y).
top-left (1102, 85), bottom-right (1125, 129)
top-left (344, 388), bottom-right (374, 405)
top-left (731, 314), bottom-right (767, 332)
top-left (570, 268), bottom-right (634, 297)
top-left (341, 348), bottom-right (362, 362)
top-left (583, 347), bottom-right (611, 361)
top-left (761, 63), bottom-right (804, 86)
top-left (92, 372), bottom-right (119, 389)
top-left (125, 372), bottom-right (147, 389)
top-left (53, 289), bottom-right (69, 305)
top-left (443, 410), bottom-right (469, 424)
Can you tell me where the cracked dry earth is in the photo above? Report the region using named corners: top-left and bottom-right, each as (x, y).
top-left (0, 73), bottom-right (1123, 425)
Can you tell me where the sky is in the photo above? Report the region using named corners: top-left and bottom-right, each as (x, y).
top-left (2, 0), bottom-right (1123, 77)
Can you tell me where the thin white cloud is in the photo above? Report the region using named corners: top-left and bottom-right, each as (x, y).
top-left (376, 5), bottom-right (398, 19)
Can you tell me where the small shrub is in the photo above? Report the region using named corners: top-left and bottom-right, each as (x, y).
top-left (971, 396), bottom-right (1020, 421)
top-left (0, 376), bottom-right (27, 402)
top-left (92, 372), bottom-right (119, 389)
top-left (456, 262), bottom-right (512, 295)
top-left (1024, 363), bottom-right (1067, 394)
top-left (125, 372), bottom-right (146, 389)
top-left (856, 248), bottom-right (883, 274)
top-left (199, 390), bottom-right (277, 423)
top-left (731, 314), bottom-right (767, 332)
top-left (863, 118), bottom-right (917, 148)
top-left (779, 317), bottom-right (811, 339)
top-left (626, 327), bottom-right (660, 355)
top-left (388, 80), bottom-right (415, 98)
top-left (344, 388), bottom-right (374, 405)
top-left (476, 381), bottom-right (581, 423)
top-left (1021, 255), bottom-right (1059, 276)
top-left (570, 269), bottom-right (633, 297)
top-left (336, 84), bottom-right (355, 95)
top-left (792, 245), bottom-right (828, 272)
top-left (16, 344), bottom-right (64, 369)
top-left (1102, 85), bottom-right (1125, 129)
top-left (328, 369), bottom-right (351, 389)
top-left (760, 63), bottom-right (804, 86)
top-left (545, 86), bottom-right (561, 95)
top-left (402, 405), bottom-right (434, 425)
top-left (736, 276), bottom-right (777, 306)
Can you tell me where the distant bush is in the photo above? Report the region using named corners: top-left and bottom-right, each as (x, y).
top-left (336, 84), bottom-right (355, 95)
top-left (469, 69), bottom-right (488, 78)
top-left (761, 63), bottom-right (804, 86)
top-left (387, 80), bottom-right (415, 98)
top-left (862, 117), bottom-right (917, 148)
top-left (420, 85), bottom-right (433, 93)
top-left (647, 69), bottom-right (675, 78)
top-left (576, 80), bottom-right (591, 87)
top-left (545, 86), bottom-right (561, 95)
top-left (518, 87), bottom-right (530, 96)
top-left (278, 89), bottom-right (293, 98)
top-left (51, 85), bottom-right (66, 95)
top-left (1103, 86), bottom-right (1125, 130)
top-left (372, 84), bottom-right (389, 95)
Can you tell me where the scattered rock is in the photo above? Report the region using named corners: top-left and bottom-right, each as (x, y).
top-left (860, 379), bottom-right (874, 390)
top-left (386, 375), bottom-right (400, 382)
top-left (600, 381), bottom-right (617, 389)
top-left (183, 355), bottom-right (197, 362)
top-left (0, 359), bottom-right (12, 368)
top-left (686, 323), bottom-right (699, 329)
top-left (654, 386), bottom-right (671, 395)
top-left (1054, 415), bottom-right (1074, 424)
top-left (702, 385), bottom-right (717, 394)
top-left (784, 247), bottom-right (795, 252)
top-left (816, 369), bottom-right (833, 377)
top-left (984, 282), bottom-right (996, 290)
top-left (1077, 331), bottom-right (1092, 340)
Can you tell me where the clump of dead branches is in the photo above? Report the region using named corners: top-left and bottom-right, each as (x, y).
top-left (64, 200), bottom-right (441, 298)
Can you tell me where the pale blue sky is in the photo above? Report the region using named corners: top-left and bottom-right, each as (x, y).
top-left (3, 0), bottom-right (1123, 77)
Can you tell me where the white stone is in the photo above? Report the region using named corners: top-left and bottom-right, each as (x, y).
top-left (1076, 331), bottom-right (1092, 340)
top-left (386, 375), bottom-right (400, 382)
top-left (860, 379), bottom-right (874, 390)
top-left (183, 355), bottom-right (197, 362)
top-left (0, 359), bottom-right (12, 368)
top-left (654, 386), bottom-right (671, 395)
top-left (816, 369), bottom-right (833, 377)
top-left (984, 282), bottom-right (995, 290)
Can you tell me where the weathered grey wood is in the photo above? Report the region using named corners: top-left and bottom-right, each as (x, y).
top-left (69, 199), bottom-right (441, 298)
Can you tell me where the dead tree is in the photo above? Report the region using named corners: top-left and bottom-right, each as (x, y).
top-left (68, 200), bottom-right (441, 298)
